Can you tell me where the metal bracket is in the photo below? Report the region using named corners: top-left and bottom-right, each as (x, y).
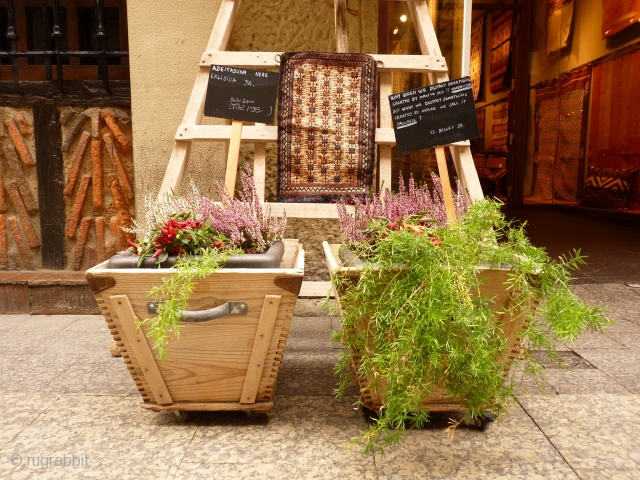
top-left (147, 301), bottom-right (248, 322)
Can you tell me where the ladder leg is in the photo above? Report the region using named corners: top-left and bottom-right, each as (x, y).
top-left (334, 0), bottom-right (349, 53)
top-left (408, 0), bottom-right (484, 203)
top-left (224, 120), bottom-right (243, 195)
top-left (157, 0), bottom-right (242, 200)
top-left (254, 130), bottom-right (267, 202)
top-left (435, 146), bottom-right (457, 222)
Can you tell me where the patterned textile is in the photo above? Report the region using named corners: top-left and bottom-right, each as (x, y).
top-left (580, 167), bottom-right (639, 210)
top-left (470, 17), bottom-right (484, 101)
top-left (277, 52), bottom-right (377, 203)
top-left (528, 66), bottom-right (591, 205)
top-left (529, 84), bottom-right (558, 203)
top-left (471, 107), bottom-right (486, 152)
top-left (589, 47), bottom-right (640, 208)
top-left (491, 99), bottom-right (509, 153)
top-left (602, 0), bottom-right (640, 39)
top-left (546, 0), bottom-right (573, 54)
top-left (490, 9), bottom-right (513, 92)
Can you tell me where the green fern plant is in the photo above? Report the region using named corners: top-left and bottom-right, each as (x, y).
top-left (332, 198), bottom-right (610, 454)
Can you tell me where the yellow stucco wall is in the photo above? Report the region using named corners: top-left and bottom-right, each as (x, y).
top-left (127, 0), bottom-right (226, 217)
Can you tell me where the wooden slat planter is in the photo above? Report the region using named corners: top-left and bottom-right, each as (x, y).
top-left (86, 239), bottom-right (304, 414)
top-left (322, 242), bottom-right (531, 413)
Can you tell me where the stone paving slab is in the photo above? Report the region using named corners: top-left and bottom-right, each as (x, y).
top-left (540, 368), bottom-right (633, 395)
top-left (0, 395), bottom-right (197, 480)
top-left (518, 394), bottom-right (640, 479)
top-left (176, 396), bottom-right (375, 479)
top-left (0, 393), bottom-right (62, 449)
top-left (573, 349), bottom-right (640, 394)
top-left (0, 283), bottom-right (638, 479)
top-left (374, 404), bottom-right (579, 480)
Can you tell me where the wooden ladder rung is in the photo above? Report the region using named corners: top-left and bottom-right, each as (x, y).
top-left (200, 52), bottom-right (448, 73)
top-left (175, 125), bottom-right (469, 147)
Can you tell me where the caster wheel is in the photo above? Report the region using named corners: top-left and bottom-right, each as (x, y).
top-left (363, 407), bottom-right (379, 422)
top-left (244, 410), bottom-right (259, 420)
top-left (476, 417), bottom-right (488, 432)
top-left (173, 411), bottom-right (190, 422)
top-left (475, 414), bottom-right (494, 432)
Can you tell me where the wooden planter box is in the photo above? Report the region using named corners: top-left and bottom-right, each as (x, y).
top-left (86, 239), bottom-right (304, 415)
top-left (322, 242), bottom-right (531, 414)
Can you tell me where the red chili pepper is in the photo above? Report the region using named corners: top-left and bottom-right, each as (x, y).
top-left (169, 226), bottom-right (176, 236)
top-left (127, 240), bottom-right (140, 249)
top-left (152, 248), bottom-right (163, 259)
top-left (161, 229), bottom-right (169, 236)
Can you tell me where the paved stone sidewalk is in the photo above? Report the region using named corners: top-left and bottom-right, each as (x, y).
top-left (0, 285), bottom-right (639, 479)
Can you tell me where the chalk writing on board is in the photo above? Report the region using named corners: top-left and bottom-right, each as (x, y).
top-left (389, 76), bottom-right (480, 154)
top-left (204, 65), bottom-right (280, 124)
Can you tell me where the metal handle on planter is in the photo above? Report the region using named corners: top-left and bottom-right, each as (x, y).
top-left (147, 301), bottom-right (248, 322)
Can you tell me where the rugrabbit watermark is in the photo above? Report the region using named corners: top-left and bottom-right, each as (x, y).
top-left (9, 453), bottom-right (90, 469)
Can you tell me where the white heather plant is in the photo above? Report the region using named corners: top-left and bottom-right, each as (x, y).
top-left (127, 165), bottom-right (286, 255)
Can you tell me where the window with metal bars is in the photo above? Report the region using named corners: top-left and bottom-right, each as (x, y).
top-left (0, 0), bottom-right (129, 92)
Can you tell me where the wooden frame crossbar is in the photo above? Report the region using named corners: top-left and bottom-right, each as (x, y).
top-left (158, 0), bottom-right (483, 218)
top-left (199, 51), bottom-right (448, 72)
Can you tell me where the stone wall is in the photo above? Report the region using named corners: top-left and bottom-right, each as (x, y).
top-left (231, 0), bottom-right (378, 279)
top-left (1, 107), bottom-right (41, 270)
top-left (60, 106), bottom-right (135, 271)
top-left (0, 80), bottom-right (133, 272)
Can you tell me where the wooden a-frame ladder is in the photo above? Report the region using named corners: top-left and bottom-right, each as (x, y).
top-left (156, 0), bottom-right (484, 246)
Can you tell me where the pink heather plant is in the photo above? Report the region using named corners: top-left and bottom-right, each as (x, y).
top-left (337, 173), bottom-right (469, 247)
top-left (199, 165), bottom-right (287, 254)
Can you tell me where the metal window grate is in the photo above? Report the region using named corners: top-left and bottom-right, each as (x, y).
top-left (0, 0), bottom-right (129, 93)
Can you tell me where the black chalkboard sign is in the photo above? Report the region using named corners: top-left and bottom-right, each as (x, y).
top-left (203, 65), bottom-right (280, 124)
top-left (389, 76), bottom-right (480, 154)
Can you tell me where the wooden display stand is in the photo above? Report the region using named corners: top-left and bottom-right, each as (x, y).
top-left (156, 0), bottom-right (484, 215)
top-left (154, 0), bottom-right (485, 296)
top-left (87, 0), bottom-right (487, 416)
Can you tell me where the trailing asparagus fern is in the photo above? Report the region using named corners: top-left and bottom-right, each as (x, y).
top-left (141, 247), bottom-right (241, 360)
top-left (332, 197), bottom-right (610, 454)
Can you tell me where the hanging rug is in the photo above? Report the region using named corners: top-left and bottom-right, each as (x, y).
top-left (277, 51), bottom-right (377, 203)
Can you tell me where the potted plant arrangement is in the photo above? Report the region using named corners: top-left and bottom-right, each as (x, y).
top-left (86, 166), bottom-right (304, 417)
top-left (322, 174), bottom-right (610, 453)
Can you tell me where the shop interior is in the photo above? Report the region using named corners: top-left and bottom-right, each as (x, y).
top-left (379, 0), bottom-right (640, 220)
